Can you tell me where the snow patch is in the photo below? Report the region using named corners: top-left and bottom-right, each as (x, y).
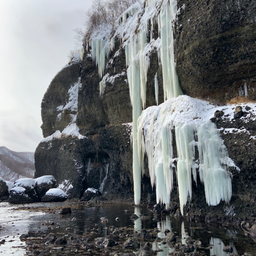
top-left (45, 188), bottom-right (67, 198)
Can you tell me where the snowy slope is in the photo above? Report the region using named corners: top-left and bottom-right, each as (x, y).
top-left (0, 146), bottom-right (35, 181)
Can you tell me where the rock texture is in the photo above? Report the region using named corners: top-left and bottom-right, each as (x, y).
top-left (175, 0), bottom-right (256, 103)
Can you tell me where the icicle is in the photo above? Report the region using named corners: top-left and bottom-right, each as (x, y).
top-left (125, 0), bottom-right (183, 206)
top-left (158, 0), bottom-right (182, 100)
top-left (244, 82), bottom-right (248, 97)
top-left (154, 73), bottom-right (159, 105)
top-left (138, 96), bottom-right (233, 215)
top-left (91, 39), bottom-right (110, 77)
top-left (86, 159), bottom-right (91, 176)
top-left (99, 164), bottom-right (109, 194)
top-left (110, 37), bottom-right (115, 51)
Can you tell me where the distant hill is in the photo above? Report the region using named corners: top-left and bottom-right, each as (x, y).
top-left (0, 146), bottom-right (35, 182)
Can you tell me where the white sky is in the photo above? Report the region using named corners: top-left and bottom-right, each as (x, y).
top-left (0, 0), bottom-right (93, 152)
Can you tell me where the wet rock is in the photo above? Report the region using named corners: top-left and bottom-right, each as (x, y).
top-left (13, 178), bottom-right (38, 201)
top-left (0, 178), bottom-right (8, 198)
top-left (55, 236), bottom-right (67, 245)
top-left (20, 234), bottom-right (29, 241)
top-left (41, 188), bottom-right (67, 202)
top-left (9, 187), bottom-right (34, 204)
top-left (94, 237), bottom-right (116, 248)
top-left (44, 233), bottom-right (57, 244)
top-left (102, 238), bottom-right (117, 248)
top-left (234, 106), bottom-right (243, 119)
top-left (60, 207), bottom-right (72, 215)
top-left (161, 208), bottom-right (171, 215)
top-left (166, 231), bottom-right (176, 243)
top-left (214, 110), bottom-right (224, 118)
top-left (100, 217), bottom-right (109, 224)
top-left (142, 242), bottom-right (151, 251)
top-left (138, 250), bottom-right (153, 256)
top-left (223, 245), bottom-right (233, 253)
top-left (130, 213), bottom-right (139, 220)
top-left (140, 229), bottom-right (150, 239)
top-left (81, 188), bottom-right (101, 201)
top-left (123, 238), bottom-right (138, 249)
top-left (182, 244), bottom-right (194, 253)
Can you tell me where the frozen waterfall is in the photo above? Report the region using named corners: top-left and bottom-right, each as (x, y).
top-left (138, 96), bottom-right (233, 215)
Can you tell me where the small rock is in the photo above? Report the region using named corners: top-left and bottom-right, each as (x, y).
top-left (234, 106), bottom-right (243, 119)
top-left (166, 231), bottom-right (176, 243)
top-left (55, 236), bottom-right (67, 245)
top-left (214, 110), bottom-right (224, 118)
top-left (44, 233), bottom-right (57, 244)
top-left (223, 245), bottom-right (233, 253)
top-left (123, 238), bottom-right (138, 249)
top-left (130, 213), bottom-right (139, 220)
top-left (60, 207), bottom-right (72, 215)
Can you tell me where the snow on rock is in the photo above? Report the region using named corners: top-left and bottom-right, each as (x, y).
top-left (41, 131), bottom-right (61, 143)
top-left (14, 178), bottom-right (36, 189)
top-left (45, 188), bottom-right (67, 197)
top-left (14, 178), bottom-right (38, 201)
top-left (86, 188), bottom-right (99, 194)
top-left (35, 175), bottom-right (57, 198)
top-left (41, 188), bottom-right (67, 202)
top-left (41, 77), bottom-right (86, 143)
top-left (57, 180), bottom-right (73, 197)
top-left (138, 95), bottom-right (236, 214)
top-left (9, 186), bottom-right (34, 204)
top-left (35, 175), bottom-right (56, 185)
top-left (81, 188), bottom-right (101, 201)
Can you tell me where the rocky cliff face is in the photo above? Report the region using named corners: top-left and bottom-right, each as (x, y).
top-left (174, 0), bottom-right (256, 103)
top-left (35, 0), bottom-right (256, 217)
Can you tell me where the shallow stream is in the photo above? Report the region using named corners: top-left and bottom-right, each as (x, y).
top-left (0, 202), bottom-right (255, 255)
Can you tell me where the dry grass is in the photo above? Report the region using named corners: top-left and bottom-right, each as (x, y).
top-left (227, 96), bottom-right (256, 104)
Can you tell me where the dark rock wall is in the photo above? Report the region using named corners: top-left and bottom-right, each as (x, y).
top-left (41, 63), bottom-right (81, 137)
top-left (175, 0), bottom-right (256, 103)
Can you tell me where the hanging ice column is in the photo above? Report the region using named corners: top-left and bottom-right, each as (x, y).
top-left (125, 0), bottom-right (182, 205)
top-left (137, 96), bottom-right (234, 215)
top-left (91, 39), bottom-right (111, 77)
top-left (158, 0), bottom-right (182, 99)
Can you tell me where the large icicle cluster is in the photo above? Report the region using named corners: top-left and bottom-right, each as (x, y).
top-left (138, 96), bottom-right (234, 214)
top-left (88, 0), bottom-right (234, 212)
top-left (122, 0), bottom-right (182, 205)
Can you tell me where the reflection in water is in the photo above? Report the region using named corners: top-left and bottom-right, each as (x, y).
top-left (210, 238), bottom-right (238, 256)
top-left (134, 206), bottom-right (141, 233)
top-left (4, 202), bottom-right (253, 255)
top-left (152, 216), bottom-right (175, 256)
top-left (181, 221), bottom-right (188, 245)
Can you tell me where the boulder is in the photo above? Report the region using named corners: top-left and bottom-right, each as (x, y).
top-left (41, 188), bottom-right (67, 202)
top-left (81, 188), bottom-right (101, 201)
top-left (14, 178), bottom-right (38, 201)
top-left (35, 175), bottom-right (57, 199)
top-left (9, 187), bottom-right (34, 204)
top-left (0, 178), bottom-right (9, 198)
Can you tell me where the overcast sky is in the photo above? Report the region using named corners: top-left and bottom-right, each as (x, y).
top-left (0, 0), bottom-right (93, 152)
